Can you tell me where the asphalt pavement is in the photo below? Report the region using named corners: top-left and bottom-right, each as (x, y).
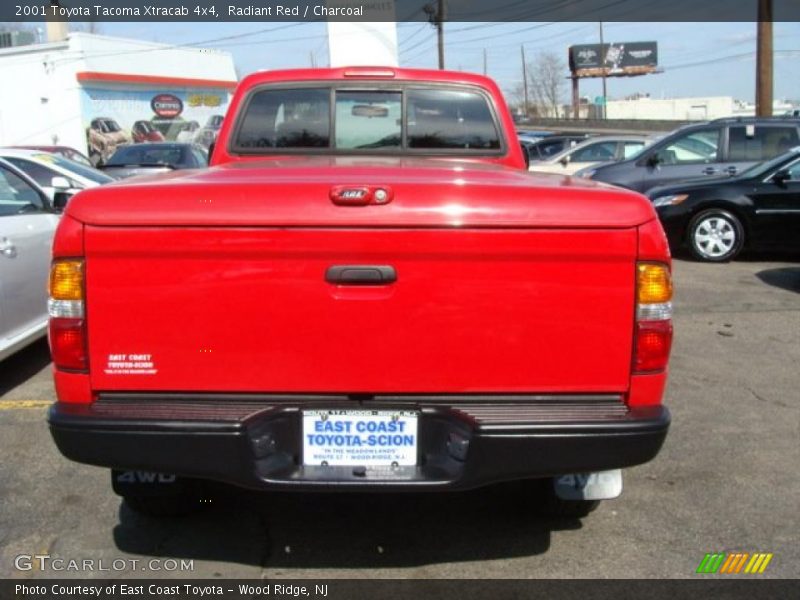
top-left (1, 256), bottom-right (798, 579)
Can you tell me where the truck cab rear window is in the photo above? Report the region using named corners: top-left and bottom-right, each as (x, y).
top-left (236, 88), bottom-right (331, 149)
top-left (233, 86), bottom-right (501, 153)
top-left (407, 89), bottom-right (500, 150)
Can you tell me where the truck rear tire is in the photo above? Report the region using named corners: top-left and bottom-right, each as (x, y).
top-left (540, 493), bottom-right (600, 518)
top-left (122, 492), bottom-right (200, 518)
top-left (527, 479), bottom-right (601, 518)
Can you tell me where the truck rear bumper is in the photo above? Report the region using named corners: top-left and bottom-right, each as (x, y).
top-left (48, 395), bottom-right (669, 491)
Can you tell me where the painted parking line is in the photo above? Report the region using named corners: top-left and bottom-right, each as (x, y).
top-left (0, 400), bottom-right (52, 410)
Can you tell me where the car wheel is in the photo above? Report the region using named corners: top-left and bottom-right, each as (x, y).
top-left (687, 208), bottom-right (744, 262)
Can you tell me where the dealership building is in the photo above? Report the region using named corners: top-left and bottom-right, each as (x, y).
top-left (0, 27), bottom-right (237, 162)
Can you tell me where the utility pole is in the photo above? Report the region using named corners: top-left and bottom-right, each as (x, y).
top-left (599, 21), bottom-right (608, 120)
top-left (756, 0), bottom-right (773, 117)
top-left (521, 45), bottom-right (529, 118)
top-left (425, 0), bottom-right (446, 69)
top-left (483, 48), bottom-right (487, 76)
top-left (436, 0), bottom-right (445, 69)
top-left (572, 75), bottom-right (579, 120)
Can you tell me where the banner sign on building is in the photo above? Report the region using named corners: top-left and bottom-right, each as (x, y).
top-left (79, 87), bottom-right (231, 165)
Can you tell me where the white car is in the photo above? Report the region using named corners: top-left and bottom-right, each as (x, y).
top-left (0, 158), bottom-right (60, 361)
top-left (529, 135), bottom-right (650, 176)
top-left (0, 148), bottom-right (113, 201)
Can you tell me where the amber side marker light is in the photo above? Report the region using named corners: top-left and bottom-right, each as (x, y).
top-left (634, 262), bottom-right (673, 373)
top-left (48, 259), bottom-right (87, 371)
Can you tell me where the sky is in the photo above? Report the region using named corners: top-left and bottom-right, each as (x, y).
top-left (94, 20), bottom-right (800, 104)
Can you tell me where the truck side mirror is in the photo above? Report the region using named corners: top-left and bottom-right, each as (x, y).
top-left (559, 155), bottom-right (571, 167)
top-left (646, 153), bottom-right (661, 168)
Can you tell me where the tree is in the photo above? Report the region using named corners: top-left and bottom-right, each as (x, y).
top-left (527, 51), bottom-right (567, 118)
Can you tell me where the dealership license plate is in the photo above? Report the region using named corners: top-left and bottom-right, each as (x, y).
top-left (302, 410), bottom-right (418, 467)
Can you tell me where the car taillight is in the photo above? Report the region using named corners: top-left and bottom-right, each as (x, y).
top-left (634, 262), bottom-right (673, 373)
top-left (48, 259), bottom-right (87, 371)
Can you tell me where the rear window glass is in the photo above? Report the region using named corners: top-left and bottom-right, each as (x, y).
top-left (728, 126), bottom-right (799, 161)
top-left (233, 86), bottom-right (501, 153)
top-left (407, 89), bottom-right (499, 150)
top-left (236, 88), bottom-right (331, 149)
top-left (335, 91), bottom-right (401, 149)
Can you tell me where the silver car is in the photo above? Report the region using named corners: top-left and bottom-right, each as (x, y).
top-left (0, 158), bottom-right (60, 361)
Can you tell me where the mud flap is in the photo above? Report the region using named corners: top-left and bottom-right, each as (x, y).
top-left (111, 470), bottom-right (192, 497)
top-left (553, 469), bottom-right (623, 500)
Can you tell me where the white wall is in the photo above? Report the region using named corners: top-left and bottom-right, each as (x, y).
top-left (0, 41), bottom-right (84, 150)
top-left (606, 96), bottom-right (736, 121)
top-left (0, 33), bottom-right (236, 152)
top-left (327, 22), bottom-right (399, 67)
top-left (71, 33), bottom-right (236, 81)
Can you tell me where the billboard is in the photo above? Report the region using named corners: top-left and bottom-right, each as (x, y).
top-left (569, 42), bottom-right (658, 77)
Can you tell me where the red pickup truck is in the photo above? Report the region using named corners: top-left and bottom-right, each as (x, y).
top-left (47, 67), bottom-right (672, 517)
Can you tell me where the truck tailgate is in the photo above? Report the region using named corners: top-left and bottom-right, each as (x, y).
top-left (85, 226), bottom-right (636, 394)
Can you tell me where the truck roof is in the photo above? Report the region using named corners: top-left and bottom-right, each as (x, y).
top-left (237, 66), bottom-right (502, 88)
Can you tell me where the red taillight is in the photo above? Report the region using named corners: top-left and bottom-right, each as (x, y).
top-left (49, 317), bottom-right (88, 371)
top-left (634, 262), bottom-right (673, 374)
top-left (48, 258), bottom-right (87, 372)
top-left (634, 320), bottom-right (673, 373)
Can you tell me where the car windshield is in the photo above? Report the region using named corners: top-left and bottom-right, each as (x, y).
top-left (739, 150), bottom-right (800, 178)
top-left (62, 150), bottom-right (92, 167)
top-left (104, 120), bottom-right (121, 133)
top-left (624, 143), bottom-right (650, 161)
top-left (32, 153), bottom-right (114, 184)
top-left (106, 145), bottom-right (188, 167)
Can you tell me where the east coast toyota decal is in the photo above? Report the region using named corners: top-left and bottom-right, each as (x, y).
top-left (151, 93), bottom-right (184, 118)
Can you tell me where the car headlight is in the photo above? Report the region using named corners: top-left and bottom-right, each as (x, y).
top-left (651, 194), bottom-right (689, 207)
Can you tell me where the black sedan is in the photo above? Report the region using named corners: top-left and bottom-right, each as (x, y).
top-left (647, 148), bottom-right (800, 261)
top-left (99, 143), bottom-right (208, 179)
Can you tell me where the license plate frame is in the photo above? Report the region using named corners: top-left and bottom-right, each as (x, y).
top-left (302, 409), bottom-right (419, 467)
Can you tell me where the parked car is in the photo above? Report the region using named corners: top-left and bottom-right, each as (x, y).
top-left (0, 148), bottom-right (114, 202)
top-left (176, 121), bottom-right (201, 143)
top-left (131, 120), bottom-right (166, 143)
top-left (12, 146), bottom-right (93, 167)
top-left (0, 158), bottom-right (61, 361)
top-left (523, 134), bottom-right (589, 162)
top-left (529, 135), bottom-right (650, 175)
top-left (194, 114), bottom-right (225, 149)
top-left (98, 143), bottom-right (208, 179)
top-left (647, 146), bottom-right (800, 261)
top-left (583, 117), bottom-right (800, 193)
top-left (87, 117), bottom-right (131, 166)
top-left (48, 67), bottom-right (672, 519)
top-left (518, 130), bottom-right (553, 142)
